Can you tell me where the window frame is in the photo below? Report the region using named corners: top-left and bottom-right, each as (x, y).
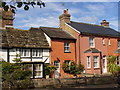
top-left (87, 56), bottom-right (91, 68)
top-left (118, 40), bottom-right (120, 48)
top-left (93, 56), bottom-right (99, 68)
top-left (102, 38), bottom-right (105, 45)
top-left (64, 42), bottom-right (70, 53)
top-left (19, 49), bottom-right (30, 57)
top-left (108, 38), bottom-right (111, 46)
top-left (32, 49), bottom-right (42, 57)
top-left (89, 37), bottom-right (95, 47)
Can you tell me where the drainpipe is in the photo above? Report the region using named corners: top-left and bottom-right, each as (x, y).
top-left (100, 52), bottom-right (103, 74)
top-left (78, 34), bottom-right (81, 64)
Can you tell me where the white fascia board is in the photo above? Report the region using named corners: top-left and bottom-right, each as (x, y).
top-left (65, 22), bottom-right (81, 34)
top-left (44, 33), bottom-right (51, 46)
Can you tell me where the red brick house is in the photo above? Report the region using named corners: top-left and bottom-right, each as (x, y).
top-left (40, 27), bottom-right (76, 78)
top-left (59, 9), bottom-right (120, 74)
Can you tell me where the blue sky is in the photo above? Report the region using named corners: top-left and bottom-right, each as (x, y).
top-left (14, 2), bottom-right (119, 31)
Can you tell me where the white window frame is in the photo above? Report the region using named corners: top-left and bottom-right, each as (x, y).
top-left (20, 49), bottom-right (30, 57)
top-left (32, 49), bottom-right (42, 57)
top-left (102, 38), bottom-right (105, 45)
top-left (64, 43), bottom-right (70, 52)
top-left (118, 40), bottom-right (120, 49)
top-left (89, 37), bottom-right (95, 47)
top-left (87, 56), bottom-right (91, 68)
top-left (34, 64), bottom-right (43, 78)
top-left (93, 56), bottom-right (99, 68)
top-left (108, 38), bottom-right (111, 46)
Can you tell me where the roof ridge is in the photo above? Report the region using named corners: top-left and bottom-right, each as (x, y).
top-left (70, 21), bottom-right (111, 28)
top-left (40, 26), bottom-right (61, 29)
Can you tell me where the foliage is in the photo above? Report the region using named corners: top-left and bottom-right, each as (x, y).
top-left (1, 58), bottom-right (32, 89)
top-left (107, 55), bottom-right (120, 76)
top-left (44, 64), bottom-right (57, 76)
top-left (62, 61), bottom-right (84, 76)
top-left (1, 1), bottom-right (45, 14)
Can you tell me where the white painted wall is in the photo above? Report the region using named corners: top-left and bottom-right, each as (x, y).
top-left (1, 48), bottom-right (50, 63)
top-left (0, 49), bottom-right (7, 62)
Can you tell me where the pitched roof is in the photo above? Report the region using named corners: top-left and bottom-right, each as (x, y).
top-left (84, 48), bottom-right (101, 53)
top-left (40, 27), bottom-right (76, 40)
top-left (1, 27), bottom-right (50, 48)
top-left (67, 21), bottom-right (120, 38)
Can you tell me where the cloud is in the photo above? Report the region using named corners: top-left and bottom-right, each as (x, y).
top-left (81, 16), bottom-right (98, 22)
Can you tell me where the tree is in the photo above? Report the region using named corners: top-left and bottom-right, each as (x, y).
top-left (107, 55), bottom-right (120, 76)
top-left (1, 0), bottom-right (45, 14)
top-left (62, 61), bottom-right (84, 77)
top-left (1, 57), bottom-right (32, 89)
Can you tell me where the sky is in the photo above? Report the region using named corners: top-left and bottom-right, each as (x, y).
top-left (13, 2), bottom-right (119, 31)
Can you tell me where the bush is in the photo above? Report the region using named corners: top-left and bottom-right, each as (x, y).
top-left (1, 60), bottom-right (33, 89)
top-left (107, 56), bottom-right (120, 76)
top-left (62, 61), bottom-right (84, 76)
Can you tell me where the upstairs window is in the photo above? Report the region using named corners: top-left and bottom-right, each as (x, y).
top-left (89, 37), bottom-right (94, 47)
top-left (32, 49), bottom-right (42, 57)
top-left (20, 49), bottom-right (30, 57)
top-left (108, 38), bottom-right (111, 46)
top-left (102, 38), bottom-right (105, 45)
top-left (64, 43), bottom-right (70, 52)
top-left (118, 40), bottom-right (120, 48)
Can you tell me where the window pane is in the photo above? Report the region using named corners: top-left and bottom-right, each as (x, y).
top-left (64, 43), bottom-right (70, 52)
top-left (93, 56), bottom-right (98, 68)
top-left (89, 37), bottom-right (94, 47)
top-left (34, 64), bottom-right (42, 77)
top-left (118, 40), bottom-right (120, 48)
top-left (87, 56), bottom-right (90, 68)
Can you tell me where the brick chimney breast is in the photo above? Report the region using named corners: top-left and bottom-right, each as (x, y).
top-left (100, 20), bottom-right (109, 27)
top-left (0, 8), bottom-right (14, 28)
top-left (59, 9), bottom-right (71, 29)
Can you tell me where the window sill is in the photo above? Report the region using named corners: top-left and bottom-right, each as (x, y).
top-left (64, 51), bottom-right (71, 53)
top-left (94, 67), bottom-right (100, 69)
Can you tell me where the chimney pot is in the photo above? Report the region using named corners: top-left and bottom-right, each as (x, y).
top-left (100, 20), bottom-right (109, 27)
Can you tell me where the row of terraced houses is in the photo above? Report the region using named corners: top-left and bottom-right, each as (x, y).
top-left (0, 9), bottom-right (120, 78)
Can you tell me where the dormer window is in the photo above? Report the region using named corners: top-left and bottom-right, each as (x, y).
top-left (89, 37), bottom-right (94, 47)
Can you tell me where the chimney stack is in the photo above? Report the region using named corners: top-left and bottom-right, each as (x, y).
top-left (59, 9), bottom-right (71, 29)
top-left (100, 20), bottom-right (109, 27)
top-left (0, 8), bottom-right (14, 29)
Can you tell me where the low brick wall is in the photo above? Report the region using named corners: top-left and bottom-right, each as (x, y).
top-left (32, 75), bottom-right (117, 88)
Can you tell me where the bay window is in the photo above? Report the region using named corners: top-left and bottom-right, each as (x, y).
top-left (87, 56), bottom-right (91, 68)
top-left (93, 56), bottom-right (99, 68)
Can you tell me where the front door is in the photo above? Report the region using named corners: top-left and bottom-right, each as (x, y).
top-left (54, 61), bottom-right (60, 78)
top-left (103, 56), bottom-right (107, 73)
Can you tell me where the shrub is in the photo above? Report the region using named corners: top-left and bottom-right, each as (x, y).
top-left (107, 56), bottom-right (120, 76)
top-left (62, 61), bottom-right (84, 76)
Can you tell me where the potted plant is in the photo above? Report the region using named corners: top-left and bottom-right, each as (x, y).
top-left (44, 64), bottom-right (57, 78)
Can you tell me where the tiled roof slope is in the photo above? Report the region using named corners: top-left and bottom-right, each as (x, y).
top-left (67, 21), bottom-right (120, 38)
top-left (40, 27), bottom-right (76, 40)
top-left (1, 27), bottom-right (50, 48)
